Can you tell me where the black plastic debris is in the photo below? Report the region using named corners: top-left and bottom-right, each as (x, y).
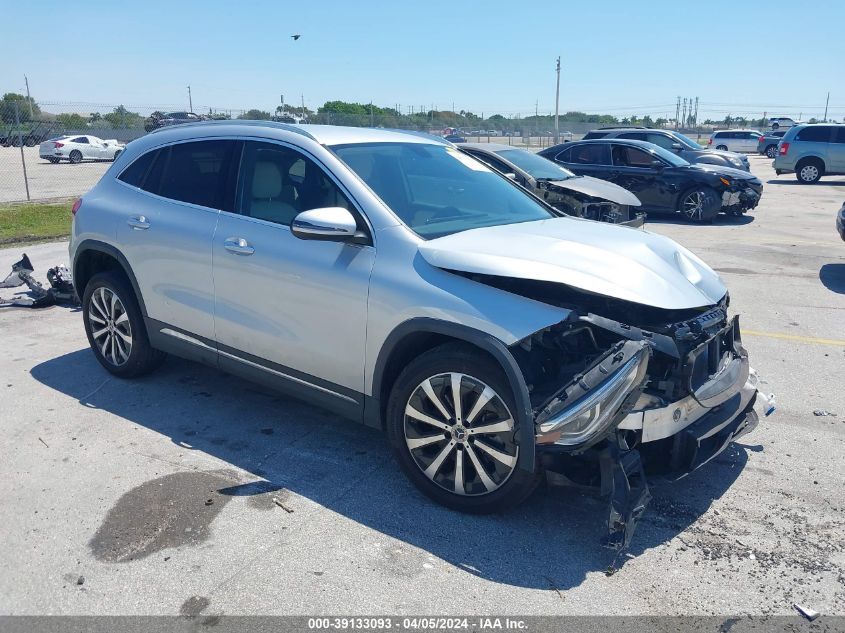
top-left (0, 253), bottom-right (78, 308)
top-left (600, 444), bottom-right (652, 551)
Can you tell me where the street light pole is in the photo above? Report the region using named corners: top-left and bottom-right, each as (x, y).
top-left (187, 85), bottom-right (193, 112)
top-left (24, 75), bottom-right (33, 118)
top-left (823, 92), bottom-right (830, 122)
top-left (554, 57), bottom-right (560, 144)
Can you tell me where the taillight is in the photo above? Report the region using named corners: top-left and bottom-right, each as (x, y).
top-left (54, 142), bottom-right (64, 148)
top-left (71, 198), bottom-right (82, 216)
top-left (779, 142), bottom-right (789, 156)
top-left (707, 138), bottom-right (712, 145)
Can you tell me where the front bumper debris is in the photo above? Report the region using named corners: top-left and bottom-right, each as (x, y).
top-left (600, 443), bottom-right (651, 550)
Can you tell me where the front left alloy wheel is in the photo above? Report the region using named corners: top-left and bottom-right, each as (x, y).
top-left (386, 343), bottom-right (540, 513)
top-left (679, 186), bottom-right (720, 223)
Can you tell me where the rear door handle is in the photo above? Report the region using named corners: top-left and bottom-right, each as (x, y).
top-left (127, 215), bottom-right (150, 230)
top-left (223, 237), bottom-right (255, 256)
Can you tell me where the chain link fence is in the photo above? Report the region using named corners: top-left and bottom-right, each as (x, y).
top-left (0, 99), bottom-right (723, 204)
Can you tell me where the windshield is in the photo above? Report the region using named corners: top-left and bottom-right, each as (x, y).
top-left (331, 142), bottom-right (556, 239)
top-left (495, 148), bottom-right (575, 180)
top-left (673, 132), bottom-right (705, 150)
top-left (649, 144), bottom-right (690, 167)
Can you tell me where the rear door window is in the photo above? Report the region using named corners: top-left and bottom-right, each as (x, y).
top-left (645, 133), bottom-right (675, 149)
top-left (618, 132), bottom-right (648, 141)
top-left (796, 126), bottom-right (833, 143)
top-left (71, 136), bottom-right (89, 144)
top-left (568, 144), bottom-right (610, 165)
top-left (144, 140), bottom-right (240, 210)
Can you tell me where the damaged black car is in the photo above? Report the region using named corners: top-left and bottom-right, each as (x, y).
top-left (539, 139), bottom-right (763, 222)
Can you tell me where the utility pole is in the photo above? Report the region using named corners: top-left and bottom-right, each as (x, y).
top-left (554, 56), bottom-right (561, 144)
top-left (24, 75), bottom-right (33, 118)
top-left (681, 98), bottom-right (687, 129)
top-left (824, 92), bottom-right (830, 122)
top-left (535, 99), bottom-right (539, 118)
top-left (301, 94), bottom-right (305, 117)
top-left (187, 85), bottom-right (193, 112)
top-left (675, 96), bottom-right (681, 129)
top-left (369, 101), bottom-right (374, 127)
top-left (694, 96), bottom-right (699, 127)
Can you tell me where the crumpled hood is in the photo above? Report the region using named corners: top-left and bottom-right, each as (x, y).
top-left (545, 175), bottom-right (641, 207)
top-left (419, 217), bottom-right (727, 310)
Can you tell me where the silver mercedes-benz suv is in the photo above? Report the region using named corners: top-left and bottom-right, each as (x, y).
top-left (70, 121), bottom-right (770, 548)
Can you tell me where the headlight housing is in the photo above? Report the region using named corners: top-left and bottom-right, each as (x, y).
top-left (536, 342), bottom-right (650, 447)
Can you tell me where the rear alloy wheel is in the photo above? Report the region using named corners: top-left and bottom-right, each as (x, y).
top-left (716, 144), bottom-right (728, 151)
top-left (765, 145), bottom-right (777, 158)
top-left (796, 160), bottom-right (823, 184)
top-left (88, 286), bottom-right (133, 367)
top-left (69, 150), bottom-right (83, 164)
top-left (82, 271), bottom-right (166, 378)
top-left (680, 187), bottom-right (719, 222)
top-left (386, 343), bottom-right (539, 513)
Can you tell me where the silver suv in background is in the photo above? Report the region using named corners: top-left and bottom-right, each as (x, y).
top-left (773, 124), bottom-right (845, 184)
top-left (69, 121), bottom-right (768, 548)
top-left (769, 117), bottom-right (798, 130)
top-left (708, 129), bottom-right (764, 153)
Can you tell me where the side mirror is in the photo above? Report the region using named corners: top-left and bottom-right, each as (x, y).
top-left (650, 160), bottom-right (665, 171)
top-left (671, 142), bottom-right (683, 151)
top-left (291, 207), bottom-right (360, 242)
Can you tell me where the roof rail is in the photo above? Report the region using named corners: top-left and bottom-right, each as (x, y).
top-left (597, 125), bottom-right (646, 130)
top-left (147, 119), bottom-right (317, 142)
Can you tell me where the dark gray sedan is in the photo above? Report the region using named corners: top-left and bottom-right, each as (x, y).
top-left (584, 127), bottom-right (750, 172)
top-left (458, 143), bottom-right (644, 227)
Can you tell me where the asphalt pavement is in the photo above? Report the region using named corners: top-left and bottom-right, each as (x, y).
top-left (0, 155), bottom-right (843, 617)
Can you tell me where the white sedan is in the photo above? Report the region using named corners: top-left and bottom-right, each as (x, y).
top-left (39, 135), bottom-right (125, 164)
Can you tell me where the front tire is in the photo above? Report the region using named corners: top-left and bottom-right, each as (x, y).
top-left (796, 159), bottom-right (823, 184)
top-left (82, 271), bottom-right (165, 378)
top-left (679, 186), bottom-right (720, 222)
top-left (386, 343), bottom-right (540, 514)
top-left (69, 150), bottom-right (83, 164)
top-left (716, 144), bottom-right (728, 151)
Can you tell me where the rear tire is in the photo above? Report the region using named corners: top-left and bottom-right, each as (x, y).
top-left (82, 271), bottom-right (165, 378)
top-left (765, 145), bottom-right (777, 159)
top-left (795, 159), bottom-right (823, 184)
top-left (716, 145), bottom-right (728, 151)
top-left (386, 342), bottom-right (540, 514)
top-left (679, 186), bottom-right (721, 223)
top-left (69, 150), bottom-right (83, 164)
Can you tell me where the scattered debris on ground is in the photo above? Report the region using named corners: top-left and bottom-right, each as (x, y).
top-left (273, 497), bottom-right (294, 513)
top-left (813, 410), bottom-right (837, 417)
top-left (0, 253), bottom-right (77, 308)
top-left (794, 603), bottom-right (820, 621)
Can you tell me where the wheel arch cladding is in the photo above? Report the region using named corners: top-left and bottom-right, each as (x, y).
top-left (370, 318), bottom-right (536, 472)
top-left (73, 240), bottom-right (147, 315)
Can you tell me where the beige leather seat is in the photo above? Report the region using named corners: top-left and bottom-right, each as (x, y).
top-left (249, 161), bottom-right (298, 225)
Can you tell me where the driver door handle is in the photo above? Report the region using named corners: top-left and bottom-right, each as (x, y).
top-left (224, 237), bottom-right (255, 256)
top-left (127, 215), bottom-right (150, 230)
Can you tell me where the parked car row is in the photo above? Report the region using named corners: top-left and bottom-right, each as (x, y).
top-left (69, 120), bottom-right (768, 548)
top-left (38, 135), bottom-right (125, 164)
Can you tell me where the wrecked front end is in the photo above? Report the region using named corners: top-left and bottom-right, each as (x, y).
top-left (719, 178), bottom-right (763, 215)
top-left (503, 283), bottom-right (771, 550)
top-left (539, 181), bottom-right (645, 228)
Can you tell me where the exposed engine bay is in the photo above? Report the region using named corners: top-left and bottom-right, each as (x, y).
top-left (537, 180), bottom-right (645, 227)
top-left (455, 270), bottom-right (769, 550)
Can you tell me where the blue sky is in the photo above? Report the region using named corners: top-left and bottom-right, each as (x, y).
top-left (2, 0), bottom-right (843, 121)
